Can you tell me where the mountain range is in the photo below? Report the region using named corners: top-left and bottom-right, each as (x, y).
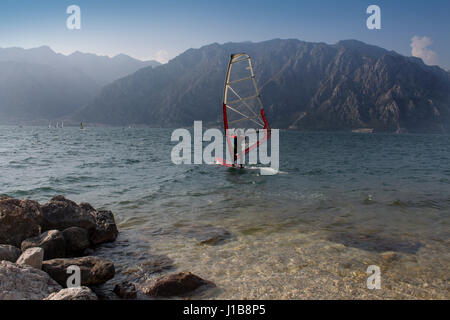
top-left (1, 40), bottom-right (449, 133)
top-left (0, 46), bottom-right (160, 123)
top-left (77, 39), bottom-right (450, 133)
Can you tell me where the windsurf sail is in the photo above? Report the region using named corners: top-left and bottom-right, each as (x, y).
top-left (221, 53), bottom-right (270, 166)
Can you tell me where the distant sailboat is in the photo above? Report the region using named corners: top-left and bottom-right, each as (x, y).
top-left (56, 121), bottom-right (59, 128)
top-left (48, 122), bottom-right (51, 129)
top-left (61, 121), bottom-right (64, 128)
top-left (80, 122), bottom-right (85, 130)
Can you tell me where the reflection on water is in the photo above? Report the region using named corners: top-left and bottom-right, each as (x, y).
top-left (0, 126), bottom-right (449, 299)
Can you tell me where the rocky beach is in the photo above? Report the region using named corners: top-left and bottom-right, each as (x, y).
top-left (0, 195), bottom-right (215, 300)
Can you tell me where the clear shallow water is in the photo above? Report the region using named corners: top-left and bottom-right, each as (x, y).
top-left (0, 126), bottom-right (449, 299)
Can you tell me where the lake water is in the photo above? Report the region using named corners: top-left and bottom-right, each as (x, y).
top-left (0, 126), bottom-right (449, 299)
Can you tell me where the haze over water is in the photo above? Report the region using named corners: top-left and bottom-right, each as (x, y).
top-left (1, 126), bottom-right (449, 299)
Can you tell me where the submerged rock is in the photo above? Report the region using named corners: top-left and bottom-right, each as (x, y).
top-left (380, 251), bottom-right (399, 263)
top-left (0, 198), bottom-right (43, 247)
top-left (16, 247), bottom-right (44, 269)
top-left (113, 281), bottom-right (137, 299)
top-left (90, 210), bottom-right (119, 246)
top-left (327, 232), bottom-right (422, 254)
top-left (22, 230), bottom-right (65, 260)
top-left (63, 227), bottom-right (90, 256)
top-left (42, 256), bottom-right (115, 287)
top-left (41, 196), bottom-right (96, 233)
top-left (44, 287), bottom-right (98, 300)
top-left (0, 244), bottom-right (22, 262)
top-left (144, 272), bottom-right (215, 297)
top-left (122, 254), bottom-right (174, 283)
top-left (0, 261), bottom-right (61, 300)
top-left (179, 225), bottom-right (234, 246)
top-left (140, 255), bottom-right (174, 273)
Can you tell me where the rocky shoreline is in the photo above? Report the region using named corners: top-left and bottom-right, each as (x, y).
top-left (0, 195), bottom-right (215, 300)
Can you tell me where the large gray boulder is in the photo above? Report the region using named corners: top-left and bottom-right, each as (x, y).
top-left (44, 287), bottom-right (98, 300)
top-left (16, 247), bottom-right (44, 269)
top-left (21, 230), bottom-right (65, 260)
top-left (63, 227), bottom-right (90, 256)
top-left (90, 210), bottom-right (119, 245)
top-left (0, 198), bottom-right (43, 247)
top-left (42, 256), bottom-right (115, 287)
top-left (0, 261), bottom-right (62, 300)
top-left (0, 244), bottom-right (21, 262)
top-left (41, 196), bottom-right (96, 233)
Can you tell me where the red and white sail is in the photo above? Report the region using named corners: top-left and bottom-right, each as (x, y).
top-left (221, 53), bottom-right (270, 165)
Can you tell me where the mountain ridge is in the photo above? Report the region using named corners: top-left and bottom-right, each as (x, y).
top-left (76, 39), bottom-right (450, 133)
top-left (0, 60), bottom-right (98, 122)
top-left (0, 46), bottom-right (161, 86)
top-left (0, 46), bottom-right (161, 122)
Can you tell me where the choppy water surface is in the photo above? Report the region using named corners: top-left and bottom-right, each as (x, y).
top-left (1, 126), bottom-right (449, 299)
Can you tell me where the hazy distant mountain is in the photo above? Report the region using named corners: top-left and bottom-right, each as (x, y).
top-left (77, 39), bottom-right (450, 133)
top-left (0, 46), bottom-right (161, 86)
top-left (0, 61), bottom-right (98, 123)
top-left (65, 52), bottom-right (160, 86)
top-left (0, 46), bottom-right (160, 122)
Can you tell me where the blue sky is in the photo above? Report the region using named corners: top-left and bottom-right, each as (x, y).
top-left (0, 0), bottom-right (449, 68)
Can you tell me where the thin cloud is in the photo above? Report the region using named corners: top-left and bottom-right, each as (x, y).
top-left (410, 36), bottom-right (438, 66)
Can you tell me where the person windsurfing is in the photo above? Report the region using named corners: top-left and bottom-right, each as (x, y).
top-left (217, 53), bottom-right (270, 168)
